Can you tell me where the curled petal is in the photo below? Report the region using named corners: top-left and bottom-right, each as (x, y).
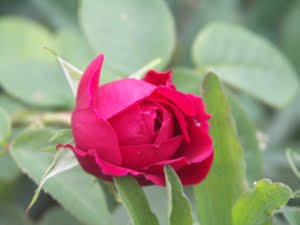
top-left (95, 78), bottom-right (156, 119)
top-left (120, 135), bottom-right (184, 169)
top-left (143, 70), bottom-right (174, 88)
top-left (72, 108), bottom-right (121, 165)
top-left (76, 54), bottom-right (104, 110)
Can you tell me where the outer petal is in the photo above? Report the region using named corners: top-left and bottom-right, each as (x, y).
top-left (176, 118), bottom-right (213, 163)
top-left (177, 153), bottom-right (214, 186)
top-left (95, 78), bottom-right (156, 119)
top-left (72, 108), bottom-right (121, 165)
top-left (154, 86), bottom-right (196, 116)
top-left (75, 54), bottom-right (104, 110)
top-left (120, 135), bottom-right (183, 169)
top-left (143, 70), bottom-right (174, 88)
top-left (187, 94), bottom-right (211, 131)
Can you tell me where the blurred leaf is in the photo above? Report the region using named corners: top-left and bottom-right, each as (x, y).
top-left (27, 147), bottom-right (78, 212)
top-left (48, 129), bottom-right (72, 142)
top-left (38, 207), bottom-right (81, 225)
top-left (0, 154), bottom-right (21, 183)
top-left (282, 206), bottom-right (300, 225)
top-left (232, 179), bottom-right (293, 225)
top-left (0, 17), bottom-right (74, 108)
top-left (165, 165), bottom-right (193, 225)
top-left (192, 22), bottom-right (299, 108)
top-left (0, 107), bottom-right (11, 146)
top-left (1, 61), bottom-right (74, 108)
top-left (0, 94), bottom-right (26, 114)
top-left (229, 95), bottom-right (263, 185)
top-left (10, 128), bottom-right (113, 225)
top-left (166, 0), bottom-right (239, 65)
top-left (194, 73), bottom-right (247, 225)
top-left (281, 1), bottom-right (300, 73)
top-left (286, 149), bottom-right (300, 180)
top-left (267, 96), bottom-right (300, 147)
top-left (80, 0), bottom-right (175, 74)
top-left (0, 204), bottom-right (32, 225)
top-left (0, 17), bottom-right (55, 63)
top-left (172, 68), bottom-right (203, 94)
top-left (114, 176), bottom-right (160, 225)
top-left (113, 205), bottom-right (133, 225)
top-left (29, 0), bottom-right (79, 29)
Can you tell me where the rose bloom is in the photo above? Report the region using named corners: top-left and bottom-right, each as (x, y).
top-left (60, 54), bottom-right (213, 186)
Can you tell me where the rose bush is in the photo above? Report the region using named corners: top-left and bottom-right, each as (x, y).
top-left (60, 54), bottom-right (213, 186)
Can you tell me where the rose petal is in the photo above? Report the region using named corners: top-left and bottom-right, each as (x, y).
top-left (120, 135), bottom-right (184, 169)
top-left (177, 152), bottom-right (214, 186)
top-left (155, 86), bottom-right (196, 116)
top-left (142, 70), bottom-right (174, 88)
top-left (76, 54), bottom-right (104, 110)
top-left (95, 78), bottom-right (156, 119)
top-left (187, 94), bottom-right (211, 131)
top-left (176, 118), bottom-right (213, 163)
top-left (72, 108), bottom-right (121, 165)
top-left (108, 101), bottom-right (158, 146)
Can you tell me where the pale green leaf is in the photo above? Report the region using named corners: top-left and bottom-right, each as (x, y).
top-left (194, 73), bottom-right (247, 225)
top-left (165, 165), bottom-right (193, 225)
top-left (38, 207), bottom-right (81, 225)
top-left (80, 0), bottom-right (175, 74)
top-left (114, 176), bottom-right (160, 225)
top-left (282, 206), bottom-right (300, 225)
top-left (27, 147), bottom-right (78, 212)
top-left (192, 22), bottom-right (299, 107)
top-left (10, 128), bottom-right (113, 225)
top-left (172, 68), bottom-right (203, 94)
top-left (232, 179), bottom-right (293, 225)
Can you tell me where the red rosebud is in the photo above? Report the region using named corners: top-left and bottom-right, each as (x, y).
top-left (60, 54), bottom-right (213, 186)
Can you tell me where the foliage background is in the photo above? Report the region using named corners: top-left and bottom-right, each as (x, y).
top-left (0, 0), bottom-right (300, 224)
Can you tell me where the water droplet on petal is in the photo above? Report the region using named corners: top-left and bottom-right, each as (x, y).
top-left (193, 117), bottom-right (201, 127)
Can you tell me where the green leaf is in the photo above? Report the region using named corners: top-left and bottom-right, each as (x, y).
top-left (164, 165), bottom-right (193, 225)
top-left (282, 206), bottom-right (300, 225)
top-left (172, 68), bottom-right (203, 94)
top-left (10, 128), bottom-right (113, 225)
top-left (286, 149), bottom-right (300, 180)
top-left (0, 61), bottom-right (74, 108)
top-left (0, 204), bottom-right (32, 225)
top-left (229, 95), bottom-right (263, 185)
top-left (232, 179), bottom-right (293, 225)
top-left (80, 0), bottom-right (175, 74)
top-left (114, 176), bottom-right (160, 225)
top-left (0, 154), bottom-right (21, 183)
top-left (27, 147), bottom-right (78, 212)
top-left (194, 73), bottom-right (247, 225)
top-left (0, 107), bottom-right (11, 146)
top-left (38, 207), bottom-right (81, 225)
top-left (192, 22), bottom-right (299, 108)
top-left (281, 1), bottom-right (300, 74)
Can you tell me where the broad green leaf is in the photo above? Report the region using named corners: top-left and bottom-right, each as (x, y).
top-left (281, 1), bottom-right (300, 74)
top-left (48, 129), bottom-right (72, 142)
top-left (0, 61), bottom-right (74, 108)
top-left (229, 95), bottom-right (263, 185)
top-left (192, 22), bottom-right (299, 108)
top-left (114, 176), bottom-right (160, 225)
top-left (80, 0), bottom-right (175, 74)
top-left (172, 68), bottom-right (203, 94)
top-left (38, 207), bottom-right (81, 225)
top-left (232, 179), bottom-right (293, 225)
top-left (10, 128), bottom-right (113, 225)
top-left (27, 147), bottom-right (78, 212)
top-left (0, 17), bottom-right (55, 63)
top-left (194, 73), bottom-right (247, 225)
top-left (0, 107), bottom-right (11, 146)
top-left (0, 94), bottom-right (26, 114)
top-left (0, 204), bottom-right (32, 225)
top-left (282, 206), bottom-right (300, 225)
top-left (165, 165), bottom-right (193, 225)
